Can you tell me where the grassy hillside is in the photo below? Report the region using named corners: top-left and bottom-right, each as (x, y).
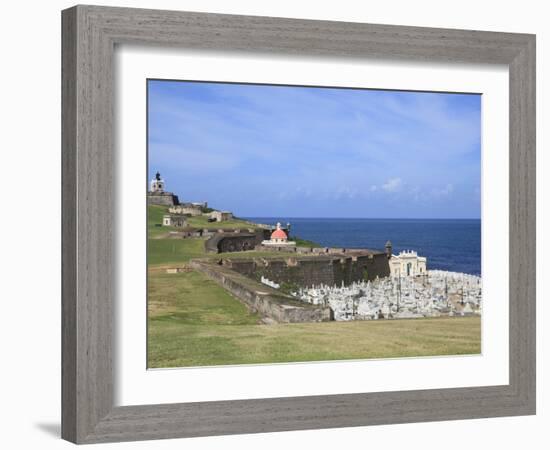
top-left (291, 236), bottom-right (323, 248)
top-left (148, 238), bottom-right (207, 265)
top-left (148, 204), bottom-right (261, 235)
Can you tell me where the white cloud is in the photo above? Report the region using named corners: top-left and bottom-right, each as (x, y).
top-left (382, 178), bottom-right (403, 193)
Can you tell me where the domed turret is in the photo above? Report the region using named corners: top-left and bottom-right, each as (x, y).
top-left (261, 222), bottom-right (296, 248)
top-left (270, 223), bottom-right (288, 241)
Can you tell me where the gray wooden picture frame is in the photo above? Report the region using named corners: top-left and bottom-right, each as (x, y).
top-left (61, 4), bottom-right (536, 444)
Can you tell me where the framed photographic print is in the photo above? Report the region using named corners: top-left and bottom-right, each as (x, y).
top-left (62, 5), bottom-right (536, 444)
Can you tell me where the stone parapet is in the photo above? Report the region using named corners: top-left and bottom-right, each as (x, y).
top-left (221, 251), bottom-right (390, 287)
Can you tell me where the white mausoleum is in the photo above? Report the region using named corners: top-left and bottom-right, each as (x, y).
top-left (389, 250), bottom-right (427, 277)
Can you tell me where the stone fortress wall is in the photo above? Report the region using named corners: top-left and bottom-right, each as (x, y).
top-left (205, 233), bottom-right (262, 253)
top-left (204, 229), bottom-right (280, 253)
top-left (147, 192), bottom-right (179, 206)
top-left (189, 250), bottom-right (389, 323)
top-left (189, 260), bottom-right (332, 323)
top-left (220, 250), bottom-right (390, 288)
top-left (169, 203), bottom-right (203, 216)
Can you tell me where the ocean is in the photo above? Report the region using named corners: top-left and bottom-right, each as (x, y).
top-left (245, 218), bottom-right (481, 276)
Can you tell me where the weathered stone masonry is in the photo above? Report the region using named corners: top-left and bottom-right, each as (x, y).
top-left (147, 192), bottom-right (179, 206)
top-left (224, 252), bottom-right (390, 288)
top-left (204, 231), bottom-right (267, 253)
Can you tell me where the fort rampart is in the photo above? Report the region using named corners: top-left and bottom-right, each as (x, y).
top-left (189, 260), bottom-right (332, 323)
top-left (147, 192), bottom-right (179, 206)
top-left (223, 251), bottom-right (390, 288)
top-left (204, 229), bottom-right (270, 253)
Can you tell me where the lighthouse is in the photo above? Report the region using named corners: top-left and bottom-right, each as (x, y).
top-left (150, 171), bottom-right (165, 193)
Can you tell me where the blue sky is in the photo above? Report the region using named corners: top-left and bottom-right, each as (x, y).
top-left (148, 80), bottom-right (481, 219)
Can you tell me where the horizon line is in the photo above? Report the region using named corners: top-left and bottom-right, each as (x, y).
top-left (241, 216), bottom-right (481, 221)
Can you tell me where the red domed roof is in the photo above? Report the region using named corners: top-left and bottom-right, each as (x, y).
top-left (271, 228), bottom-right (287, 240)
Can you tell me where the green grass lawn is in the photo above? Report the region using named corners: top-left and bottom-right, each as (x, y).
top-left (147, 268), bottom-right (481, 368)
top-left (290, 236), bottom-right (323, 248)
top-left (148, 270), bottom-right (260, 324)
top-left (148, 238), bottom-right (207, 265)
top-left (148, 204), bottom-right (176, 238)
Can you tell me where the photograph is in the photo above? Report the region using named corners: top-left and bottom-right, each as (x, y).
top-left (146, 79), bottom-right (482, 369)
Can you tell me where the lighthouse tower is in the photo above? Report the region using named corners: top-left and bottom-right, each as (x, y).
top-left (148, 171), bottom-right (179, 206)
top-left (150, 171), bottom-right (165, 193)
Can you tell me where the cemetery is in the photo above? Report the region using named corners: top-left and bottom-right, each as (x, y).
top-left (290, 270), bottom-right (482, 321)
